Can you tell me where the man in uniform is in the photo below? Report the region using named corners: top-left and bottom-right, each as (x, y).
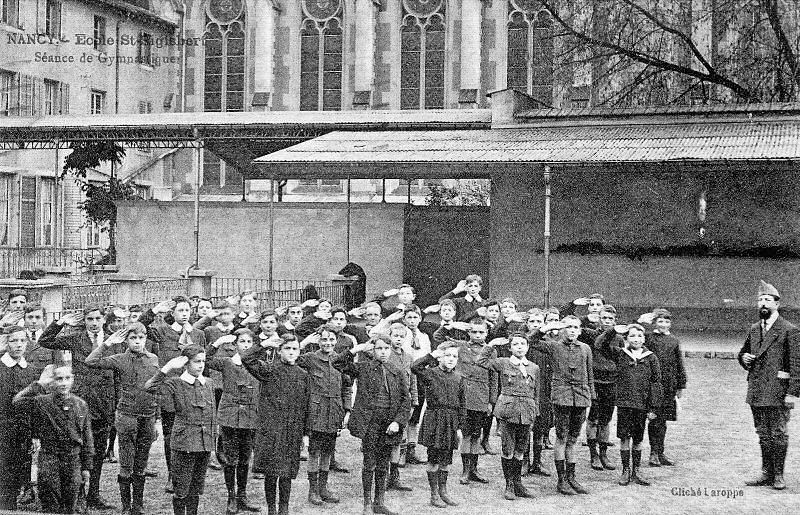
top-left (738, 280), bottom-right (800, 490)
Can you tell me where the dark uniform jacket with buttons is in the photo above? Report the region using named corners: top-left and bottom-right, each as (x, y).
top-left (13, 382), bottom-right (94, 471)
top-left (477, 346), bottom-right (539, 425)
top-left (645, 331), bottom-right (687, 416)
top-left (146, 371), bottom-right (215, 452)
top-left (548, 337), bottom-right (595, 408)
top-left (600, 339), bottom-right (663, 412)
top-left (332, 350), bottom-right (411, 445)
top-left (296, 350), bottom-right (352, 434)
top-left (39, 322), bottom-right (116, 427)
top-left (205, 346), bottom-right (260, 429)
top-left (449, 340), bottom-right (497, 413)
top-left (85, 347), bottom-right (160, 417)
top-left (738, 315), bottom-right (800, 406)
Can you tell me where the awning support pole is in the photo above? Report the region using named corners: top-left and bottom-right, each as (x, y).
top-left (543, 165), bottom-right (551, 308)
top-left (269, 177), bottom-right (275, 287)
top-left (193, 129), bottom-right (202, 269)
top-left (346, 177), bottom-right (351, 263)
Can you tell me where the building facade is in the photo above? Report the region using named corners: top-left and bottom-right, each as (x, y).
top-left (0, 0), bottom-right (180, 273)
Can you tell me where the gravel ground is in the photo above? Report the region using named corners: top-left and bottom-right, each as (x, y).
top-left (17, 354), bottom-right (800, 515)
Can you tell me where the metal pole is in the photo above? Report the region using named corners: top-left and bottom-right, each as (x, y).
top-left (381, 178), bottom-right (386, 203)
top-left (193, 130), bottom-right (202, 268)
top-left (407, 178), bottom-right (412, 205)
top-left (268, 177), bottom-right (275, 286)
top-left (346, 177), bottom-right (352, 263)
top-left (543, 165), bottom-right (551, 308)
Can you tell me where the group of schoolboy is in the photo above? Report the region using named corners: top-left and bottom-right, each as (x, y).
top-left (0, 277), bottom-right (689, 515)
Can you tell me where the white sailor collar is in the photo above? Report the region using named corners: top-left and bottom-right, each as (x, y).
top-left (1, 352), bottom-right (28, 368)
top-left (623, 347), bottom-right (652, 362)
top-left (180, 370), bottom-right (207, 385)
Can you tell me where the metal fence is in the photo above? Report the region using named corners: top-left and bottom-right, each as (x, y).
top-left (142, 278), bottom-right (191, 304)
top-left (210, 278), bottom-right (348, 310)
top-left (62, 282), bottom-right (119, 310)
top-left (0, 247), bottom-right (102, 278)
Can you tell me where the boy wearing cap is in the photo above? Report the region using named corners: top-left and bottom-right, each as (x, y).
top-left (638, 308), bottom-right (687, 467)
top-left (738, 280), bottom-right (800, 490)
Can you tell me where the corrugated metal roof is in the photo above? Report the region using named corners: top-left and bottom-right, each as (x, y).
top-left (2, 109), bottom-right (491, 131)
top-left (252, 119), bottom-right (800, 178)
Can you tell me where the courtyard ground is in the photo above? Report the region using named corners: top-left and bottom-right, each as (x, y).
top-left (22, 335), bottom-right (800, 514)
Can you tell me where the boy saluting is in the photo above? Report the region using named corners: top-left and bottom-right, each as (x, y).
top-left (14, 364), bottom-right (94, 514)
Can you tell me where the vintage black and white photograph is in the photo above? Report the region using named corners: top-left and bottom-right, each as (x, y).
top-left (1, 0), bottom-right (799, 513)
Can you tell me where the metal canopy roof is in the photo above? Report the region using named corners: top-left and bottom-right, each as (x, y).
top-left (0, 109), bottom-right (491, 174)
top-left (251, 116), bottom-right (800, 179)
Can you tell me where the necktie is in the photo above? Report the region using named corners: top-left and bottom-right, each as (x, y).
top-left (92, 333), bottom-right (99, 349)
top-left (381, 364), bottom-right (389, 392)
top-left (412, 330), bottom-right (420, 350)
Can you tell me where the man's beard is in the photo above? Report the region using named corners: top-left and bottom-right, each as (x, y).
top-left (759, 307), bottom-right (772, 320)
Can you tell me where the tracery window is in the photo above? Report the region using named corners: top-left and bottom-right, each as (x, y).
top-left (300, 0), bottom-right (343, 111)
top-left (507, 0), bottom-right (553, 104)
top-left (400, 0), bottom-right (445, 110)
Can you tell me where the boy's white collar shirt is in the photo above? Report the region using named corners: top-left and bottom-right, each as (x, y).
top-left (216, 322), bottom-right (233, 332)
top-left (88, 330), bottom-right (104, 348)
top-left (180, 370), bottom-right (207, 385)
top-left (27, 328), bottom-right (43, 342)
top-left (464, 293), bottom-right (483, 303)
top-left (1, 353), bottom-right (28, 368)
top-left (283, 321), bottom-right (296, 330)
top-left (171, 322), bottom-right (184, 333)
top-left (231, 354), bottom-right (243, 366)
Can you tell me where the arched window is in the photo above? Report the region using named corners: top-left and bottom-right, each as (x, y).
top-left (204, 0), bottom-right (246, 112)
top-left (300, 0), bottom-right (343, 111)
top-left (203, 0), bottom-right (246, 191)
top-left (507, 0), bottom-right (553, 104)
top-left (401, 0), bottom-right (445, 110)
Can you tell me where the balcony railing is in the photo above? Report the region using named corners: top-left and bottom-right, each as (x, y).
top-left (0, 247), bottom-right (103, 278)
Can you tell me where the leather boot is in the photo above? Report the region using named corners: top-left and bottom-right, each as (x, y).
top-left (131, 474), bottom-right (146, 515)
top-left (307, 472), bottom-right (324, 505)
top-left (226, 489), bottom-right (239, 515)
top-left (318, 471), bottom-right (339, 503)
top-left (631, 450), bottom-right (650, 486)
top-left (427, 471), bottom-right (446, 508)
top-left (512, 459), bottom-right (532, 498)
top-left (224, 467), bottom-right (238, 514)
top-left (236, 466), bottom-right (260, 512)
top-left (438, 470), bottom-right (458, 506)
top-left (530, 445), bottom-right (550, 476)
top-left (361, 469), bottom-right (373, 515)
top-left (459, 454), bottom-right (471, 485)
top-left (588, 439), bottom-right (603, 470)
top-left (406, 443), bottom-right (427, 465)
top-left (599, 443), bottom-right (616, 470)
top-left (469, 455), bottom-right (489, 484)
top-left (658, 453), bottom-right (675, 466)
top-left (501, 459), bottom-right (516, 500)
top-left (619, 450), bottom-right (631, 486)
top-left (566, 462), bottom-right (588, 494)
top-left (118, 475), bottom-right (132, 515)
top-left (555, 460), bottom-right (575, 495)
top-left (772, 441), bottom-right (787, 490)
top-left (171, 497), bottom-right (186, 515)
top-left (386, 463), bottom-right (412, 491)
top-left (373, 469), bottom-right (398, 515)
top-left (185, 495), bottom-right (199, 515)
top-left (649, 451), bottom-right (661, 467)
top-left (745, 442), bottom-right (774, 486)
